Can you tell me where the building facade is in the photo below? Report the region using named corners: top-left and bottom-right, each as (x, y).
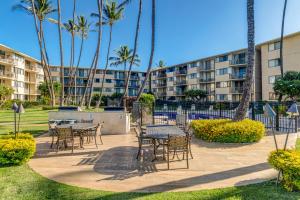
top-left (0, 44), bottom-right (44, 101)
top-left (50, 66), bottom-right (149, 102)
top-left (151, 32), bottom-right (300, 102)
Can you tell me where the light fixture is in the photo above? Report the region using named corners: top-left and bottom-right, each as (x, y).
top-left (11, 102), bottom-right (19, 137)
top-left (16, 104), bottom-right (25, 134)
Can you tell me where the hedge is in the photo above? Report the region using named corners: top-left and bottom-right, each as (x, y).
top-left (268, 150), bottom-right (300, 192)
top-left (0, 133), bottom-right (35, 166)
top-left (190, 119), bottom-right (265, 143)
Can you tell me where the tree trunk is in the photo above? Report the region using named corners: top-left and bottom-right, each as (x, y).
top-left (96, 25), bottom-right (113, 108)
top-left (74, 36), bottom-right (84, 105)
top-left (123, 0), bottom-right (142, 99)
top-left (87, 0), bottom-right (103, 109)
top-left (136, 0), bottom-right (155, 100)
top-left (233, 0), bottom-right (255, 121)
top-left (57, 0), bottom-right (64, 106)
top-left (280, 0), bottom-right (287, 77)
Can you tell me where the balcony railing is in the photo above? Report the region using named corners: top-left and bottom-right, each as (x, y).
top-left (175, 70), bottom-right (187, 75)
top-left (115, 83), bottom-right (125, 87)
top-left (0, 55), bottom-right (16, 65)
top-left (198, 78), bottom-right (215, 82)
top-left (0, 71), bottom-right (15, 78)
top-left (157, 73), bottom-right (167, 78)
top-left (156, 92), bottom-right (167, 96)
top-left (157, 82), bottom-right (167, 87)
top-left (230, 73), bottom-right (246, 79)
top-left (231, 87), bottom-right (243, 93)
top-left (25, 64), bottom-right (37, 71)
top-left (174, 80), bottom-right (187, 85)
top-left (229, 58), bottom-right (246, 65)
top-left (199, 66), bottom-right (213, 71)
top-left (175, 91), bottom-right (185, 95)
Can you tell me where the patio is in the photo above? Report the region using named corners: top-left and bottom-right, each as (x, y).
top-left (29, 130), bottom-right (299, 192)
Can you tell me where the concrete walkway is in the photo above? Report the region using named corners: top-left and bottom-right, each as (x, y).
top-left (29, 131), bottom-right (298, 192)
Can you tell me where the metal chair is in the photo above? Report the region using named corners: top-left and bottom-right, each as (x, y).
top-left (48, 122), bottom-right (57, 149)
top-left (55, 126), bottom-right (74, 153)
top-left (167, 135), bottom-right (189, 170)
top-left (184, 124), bottom-right (194, 159)
top-left (134, 126), bottom-right (152, 160)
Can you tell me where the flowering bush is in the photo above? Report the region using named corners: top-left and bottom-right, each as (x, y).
top-left (0, 133), bottom-right (35, 166)
top-left (190, 119), bottom-right (265, 143)
top-left (268, 150), bottom-right (300, 192)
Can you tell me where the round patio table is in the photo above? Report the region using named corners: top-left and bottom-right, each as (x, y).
top-left (144, 125), bottom-right (185, 161)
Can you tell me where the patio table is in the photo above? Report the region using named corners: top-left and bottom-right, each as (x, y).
top-left (144, 125), bottom-right (185, 161)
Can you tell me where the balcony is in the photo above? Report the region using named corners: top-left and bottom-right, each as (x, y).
top-left (229, 59), bottom-right (246, 65)
top-left (156, 91), bottom-right (167, 96)
top-left (0, 55), bottom-right (15, 65)
top-left (230, 73), bottom-right (246, 80)
top-left (157, 82), bottom-right (167, 87)
top-left (115, 83), bottom-right (125, 87)
top-left (175, 91), bottom-right (185, 96)
top-left (174, 80), bottom-right (187, 85)
top-left (231, 87), bottom-right (243, 93)
top-left (198, 78), bottom-right (215, 82)
top-left (175, 70), bottom-right (187, 75)
top-left (199, 66), bottom-right (213, 71)
top-left (25, 64), bottom-right (37, 72)
top-left (0, 71), bottom-right (15, 79)
top-left (157, 73), bottom-right (167, 78)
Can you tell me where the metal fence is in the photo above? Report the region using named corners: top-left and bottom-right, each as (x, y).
top-left (147, 100), bottom-right (299, 133)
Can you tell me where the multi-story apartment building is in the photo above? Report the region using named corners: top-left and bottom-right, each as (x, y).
top-left (0, 44), bottom-right (44, 101)
top-left (151, 31), bottom-right (300, 102)
top-left (50, 66), bottom-right (149, 103)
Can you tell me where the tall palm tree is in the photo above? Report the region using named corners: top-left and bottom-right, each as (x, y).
top-left (157, 60), bottom-right (165, 68)
top-left (89, 0), bottom-right (124, 107)
top-left (108, 45), bottom-right (140, 106)
top-left (280, 0), bottom-right (288, 78)
top-left (79, 0), bottom-right (103, 108)
top-left (13, 0), bottom-right (57, 106)
top-left (56, 0), bottom-right (64, 106)
top-left (71, 16), bottom-right (90, 104)
top-left (122, 0), bottom-right (142, 104)
top-left (63, 19), bottom-right (78, 103)
top-left (136, 0), bottom-right (155, 100)
top-left (233, 0), bottom-right (255, 121)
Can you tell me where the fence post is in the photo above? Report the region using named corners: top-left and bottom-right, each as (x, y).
top-left (219, 102), bottom-right (222, 117)
top-left (152, 101), bottom-right (155, 125)
top-left (275, 104), bottom-right (279, 131)
top-left (251, 103), bottom-right (255, 120)
top-left (140, 103), bottom-right (143, 125)
top-left (295, 117), bottom-right (298, 133)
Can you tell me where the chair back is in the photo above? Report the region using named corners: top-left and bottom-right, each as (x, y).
top-left (168, 135), bottom-right (188, 151)
top-left (95, 123), bottom-right (103, 136)
top-left (134, 126), bottom-right (141, 137)
top-left (55, 126), bottom-right (73, 139)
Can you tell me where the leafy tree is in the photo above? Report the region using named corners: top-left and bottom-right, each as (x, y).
top-left (0, 85), bottom-right (14, 107)
top-left (274, 71), bottom-right (300, 101)
top-left (38, 82), bottom-right (61, 99)
top-left (156, 60), bottom-right (166, 68)
top-left (139, 93), bottom-right (155, 108)
top-left (184, 89), bottom-right (207, 102)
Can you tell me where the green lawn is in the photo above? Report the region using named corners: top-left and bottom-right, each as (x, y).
top-left (0, 108), bottom-right (300, 199)
top-left (296, 138), bottom-right (300, 151)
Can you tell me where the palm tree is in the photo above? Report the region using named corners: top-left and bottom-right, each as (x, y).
top-left (136, 0), bottom-right (155, 100)
top-left (13, 0), bottom-right (57, 106)
top-left (63, 19), bottom-right (78, 103)
top-left (56, 0), bottom-right (64, 106)
top-left (233, 0), bottom-right (255, 121)
top-left (122, 0), bottom-right (142, 104)
top-left (156, 60), bottom-right (165, 68)
top-left (89, 0), bottom-right (124, 107)
top-left (79, 0), bottom-right (103, 108)
top-left (108, 45), bottom-right (140, 106)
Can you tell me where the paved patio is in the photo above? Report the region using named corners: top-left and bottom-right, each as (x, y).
top-left (29, 131), bottom-right (298, 192)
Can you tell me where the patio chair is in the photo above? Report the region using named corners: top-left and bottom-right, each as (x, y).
top-left (134, 126), bottom-right (152, 160)
top-left (184, 124), bottom-right (194, 159)
top-left (48, 122), bottom-right (57, 149)
top-left (167, 135), bottom-right (189, 170)
top-left (81, 119), bottom-right (94, 124)
top-left (55, 126), bottom-right (75, 153)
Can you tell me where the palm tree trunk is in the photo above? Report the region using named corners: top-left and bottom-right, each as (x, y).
top-left (74, 36), bottom-right (84, 104)
top-left (86, 0), bottom-right (103, 108)
top-left (233, 0), bottom-right (255, 121)
top-left (123, 0), bottom-right (142, 100)
top-left (57, 0), bottom-right (64, 106)
top-left (136, 0), bottom-right (155, 100)
top-left (95, 25), bottom-right (113, 108)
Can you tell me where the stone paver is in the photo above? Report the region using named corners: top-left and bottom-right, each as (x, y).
top-left (29, 131), bottom-right (298, 192)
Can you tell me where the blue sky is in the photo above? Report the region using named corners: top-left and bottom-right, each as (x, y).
top-left (1, 0), bottom-right (300, 71)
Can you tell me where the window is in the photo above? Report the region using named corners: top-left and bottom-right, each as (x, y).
top-left (216, 81), bottom-right (230, 88)
top-left (190, 62), bottom-right (198, 68)
top-left (268, 59), bottom-right (281, 68)
top-left (268, 41), bottom-right (281, 51)
top-left (269, 59), bottom-right (281, 67)
top-left (269, 92), bottom-right (278, 100)
top-left (216, 55), bottom-right (228, 62)
top-left (189, 73), bottom-right (197, 79)
top-left (14, 67), bottom-right (24, 75)
top-left (106, 70), bottom-right (113, 75)
top-left (95, 78), bottom-right (100, 83)
top-left (93, 87), bottom-right (101, 92)
top-left (152, 80), bottom-right (157, 84)
top-left (152, 71), bottom-right (157, 76)
top-left (268, 75), bottom-right (281, 84)
top-left (216, 94), bottom-right (227, 101)
top-left (0, 50), bottom-right (5, 56)
top-left (105, 88), bottom-right (112, 92)
top-left (190, 84), bottom-right (199, 89)
top-left (105, 79), bottom-right (112, 83)
top-left (216, 68), bottom-right (229, 75)
top-left (168, 86), bottom-right (174, 91)
top-left (168, 77), bottom-right (173, 82)
top-left (167, 67), bottom-right (175, 73)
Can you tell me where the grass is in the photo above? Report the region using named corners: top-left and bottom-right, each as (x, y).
top-left (0, 108), bottom-right (300, 199)
top-left (296, 138), bottom-right (300, 151)
top-left (0, 165), bottom-right (300, 200)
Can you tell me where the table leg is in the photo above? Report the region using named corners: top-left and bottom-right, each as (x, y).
top-left (152, 139), bottom-right (157, 162)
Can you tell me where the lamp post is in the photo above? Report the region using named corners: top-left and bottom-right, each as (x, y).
top-left (11, 102), bottom-right (18, 138)
top-left (284, 102), bottom-right (299, 150)
top-left (263, 103), bottom-right (278, 150)
top-left (16, 103), bottom-right (25, 135)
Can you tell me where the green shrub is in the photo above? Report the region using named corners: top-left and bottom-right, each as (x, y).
top-left (268, 150), bottom-right (300, 191)
top-left (0, 137), bottom-right (36, 166)
top-left (42, 106), bottom-right (59, 110)
top-left (0, 133), bottom-right (34, 140)
top-left (190, 119), bottom-right (265, 143)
